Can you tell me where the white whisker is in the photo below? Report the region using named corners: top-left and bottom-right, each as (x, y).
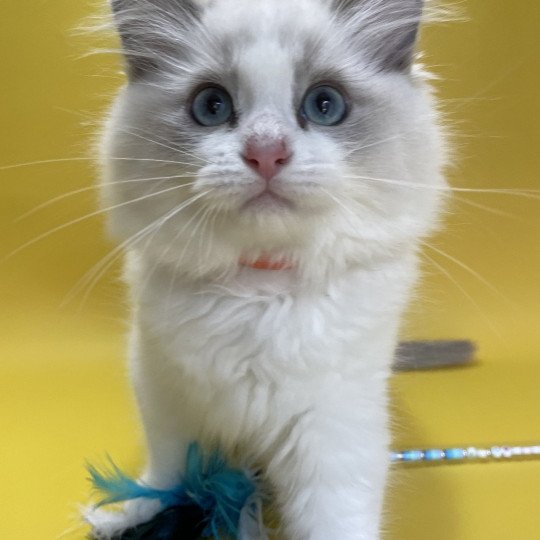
top-left (0, 156), bottom-right (202, 172)
top-left (344, 173), bottom-right (540, 199)
top-left (118, 126), bottom-right (211, 166)
top-left (420, 250), bottom-right (501, 336)
top-left (5, 183), bottom-right (199, 261)
top-left (320, 187), bottom-right (362, 225)
top-left (421, 241), bottom-right (515, 311)
top-left (65, 190), bottom-right (211, 307)
top-left (451, 195), bottom-right (519, 220)
top-left (159, 205), bottom-right (212, 310)
top-left (137, 202), bottom-right (208, 300)
top-left (15, 178), bottom-right (198, 222)
top-left (113, 120), bottom-right (213, 165)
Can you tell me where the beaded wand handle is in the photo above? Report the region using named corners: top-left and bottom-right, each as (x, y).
top-left (391, 444), bottom-right (540, 464)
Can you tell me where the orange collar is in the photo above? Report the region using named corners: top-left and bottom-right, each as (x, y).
top-left (239, 256), bottom-right (293, 271)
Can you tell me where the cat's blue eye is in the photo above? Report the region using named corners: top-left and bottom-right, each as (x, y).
top-left (301, 85), bottom-right (348, 126)
top-left (191, 86), bottom-right (234, 127)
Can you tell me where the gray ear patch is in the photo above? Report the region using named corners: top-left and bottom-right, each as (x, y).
top-left (110, 0), bottom-right (199, 16)
top-left (109, 0), bottom-right (201, 79)
top-left (333, 0), bottom-right (359, 11)
top-left (334, 0), bottom-right (425, 72)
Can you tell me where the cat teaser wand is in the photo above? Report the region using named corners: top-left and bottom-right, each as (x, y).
top-left (391, 444), bottom-right (540, 463)
top-left (88, 441), bottom-right (540, 540)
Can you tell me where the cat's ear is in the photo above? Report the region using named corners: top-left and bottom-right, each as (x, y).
top-left (109, 0), bottom-right (201, 79)
top-left (336, 0), bottom-right (424, 72)
top-left (110, 0), bottom-right (201, 20)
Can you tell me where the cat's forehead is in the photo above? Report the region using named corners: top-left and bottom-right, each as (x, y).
top-left (204, 0), bottom-right (335, 55)
top-left (196, 0), bottom-right (346, 97)
top-left (202, 0), bottom-right (333, 34)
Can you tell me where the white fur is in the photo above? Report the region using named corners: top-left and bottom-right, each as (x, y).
top-left (89, 0), bottom-right (447, 538)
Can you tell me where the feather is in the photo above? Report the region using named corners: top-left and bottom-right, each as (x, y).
top-left (87, 443), bottom-right (261, 540)
top-left (87, 457), bottom-right (185, 509)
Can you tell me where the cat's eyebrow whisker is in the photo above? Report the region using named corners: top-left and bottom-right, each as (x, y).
top-left (14, 177), bottom-right (198, 222)
top-left (66, 190), bottom-right (211, 307)
top-left (5, 183), bottom-right (205, 262)
top-left (439, 96), bottom-right (502, 105)
top-left (452, 56), bottom-right (528, 113)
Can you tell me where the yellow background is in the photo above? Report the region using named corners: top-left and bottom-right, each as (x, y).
top-left (1, 1), bottom-right (539, 538)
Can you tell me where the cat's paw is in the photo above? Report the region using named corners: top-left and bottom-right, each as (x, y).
top-left (84, 498), bottom-right (163, 539)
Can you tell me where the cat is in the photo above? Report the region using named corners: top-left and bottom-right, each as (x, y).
top-left (85, 0), bottom-right (447, 538)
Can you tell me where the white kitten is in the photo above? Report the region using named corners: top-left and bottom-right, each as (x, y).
top-left (87, 0), bottom-right (447, 538)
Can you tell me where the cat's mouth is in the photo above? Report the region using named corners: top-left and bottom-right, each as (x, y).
top-left (241, 190), bottom-right (295, 212)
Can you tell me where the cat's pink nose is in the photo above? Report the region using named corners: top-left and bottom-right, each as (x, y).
top-left (243, 139), bottom-right (291, 182)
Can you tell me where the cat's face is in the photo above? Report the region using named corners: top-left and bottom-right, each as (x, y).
top-left (101, 0), bottom-right (446, 276)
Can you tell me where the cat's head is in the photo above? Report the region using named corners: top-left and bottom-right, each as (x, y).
top-left (101, 0), bottom-right (447, 279)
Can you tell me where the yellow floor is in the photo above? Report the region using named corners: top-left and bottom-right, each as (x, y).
top-left (2, 1), bottom-right (540, 538)
top-left (2, 300), bottom-right (540, 539)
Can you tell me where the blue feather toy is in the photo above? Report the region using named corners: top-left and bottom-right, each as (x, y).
top-left (87, 443), bottom-right (263, 539)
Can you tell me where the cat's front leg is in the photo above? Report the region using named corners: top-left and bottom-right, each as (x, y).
top-left (130, 327), bottom-right (198, 489)
top-left (269, 379), bottom-right (389, 540)
top-left (87, 327), bottom-right (196, 539)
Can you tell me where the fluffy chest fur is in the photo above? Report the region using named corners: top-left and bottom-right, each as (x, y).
top-left (129, 252), bottom-right (416, 474)
top-left (134, 256), bottom-right (417, 382)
